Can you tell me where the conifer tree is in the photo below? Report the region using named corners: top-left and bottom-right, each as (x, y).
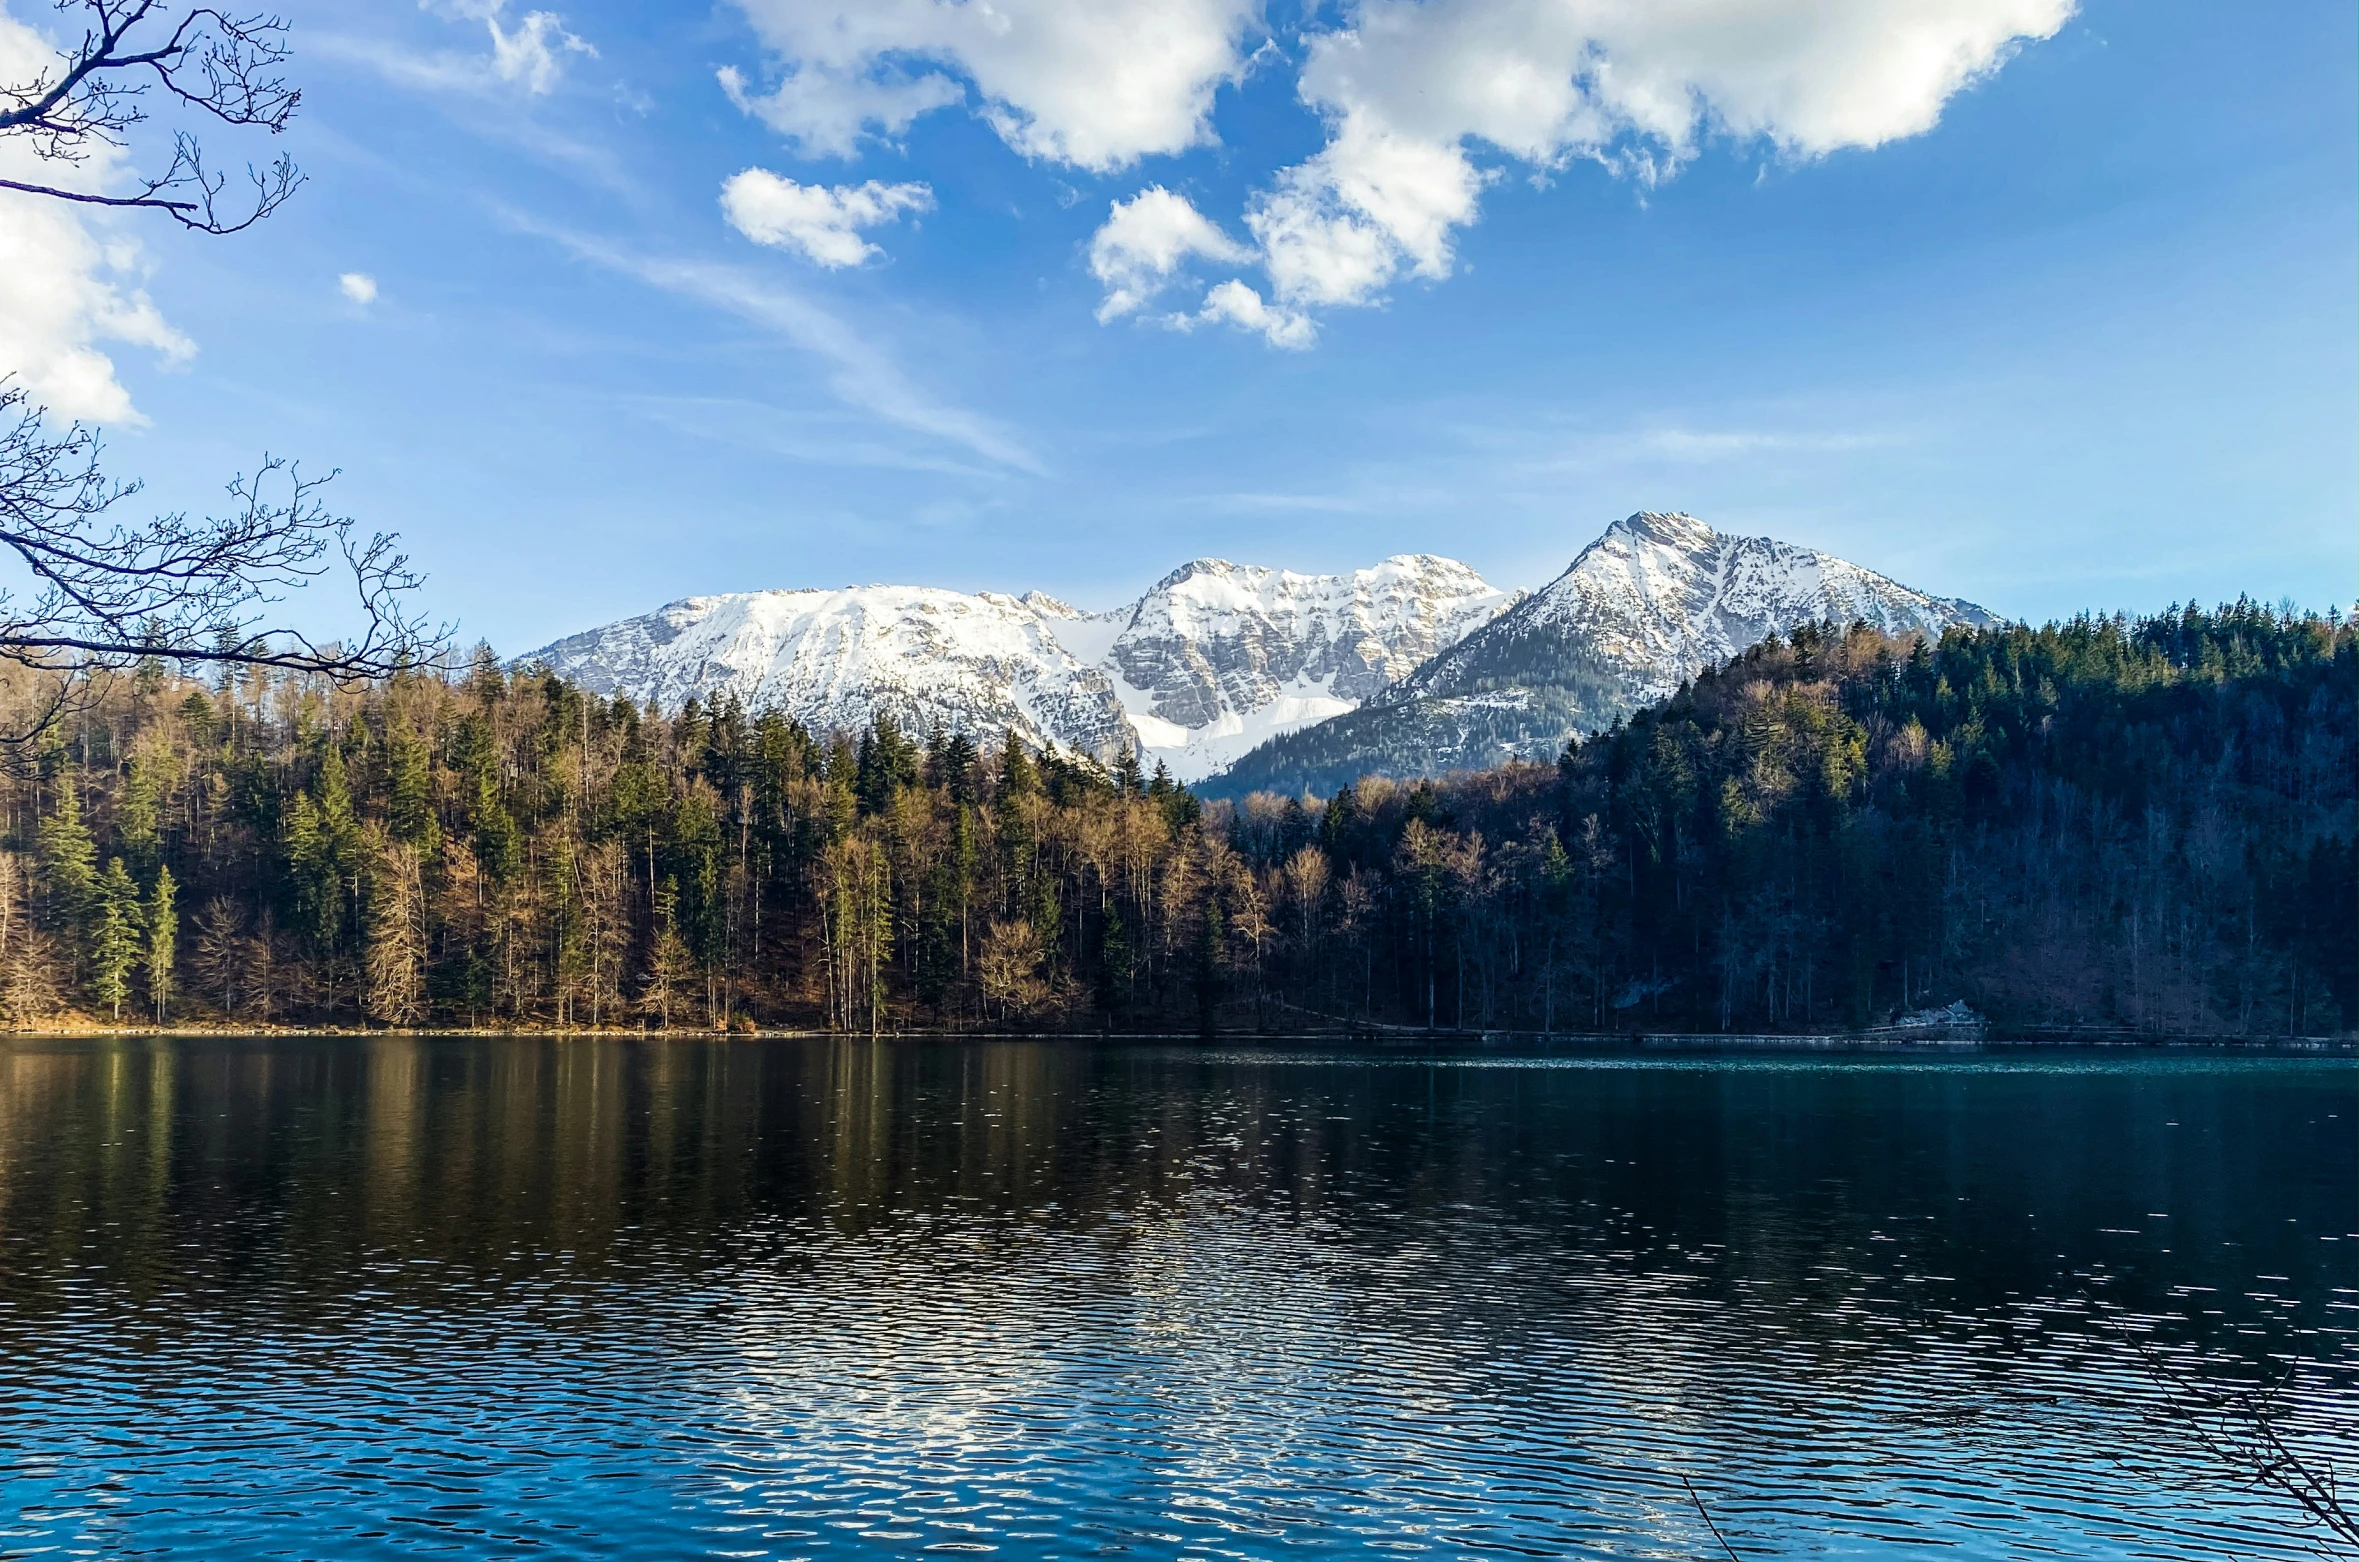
top-left (35, 778), bottom-right (96, 932)
top-left (640, 878), bottom-right (693, 1028)
top-left (1001, 730), bottom-right (1038, 797)
top-left (145, 866), bottom-right (177, 1023)
top-left (1195, 899), bottom-right (1224, 1038)
top-left (117, 754), bottom-right (161, 872)
top-left (90, 859), bottom-right (143, 1020)
top-left (386, 718), bottom-right (441, 857)
top-left (288, 742), bottom-right (364, 949)
top-left (283, 791), bottom-right (329, 943)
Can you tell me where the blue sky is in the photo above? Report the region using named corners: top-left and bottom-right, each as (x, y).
top-left (4, 0), bottom-right (2351, 655)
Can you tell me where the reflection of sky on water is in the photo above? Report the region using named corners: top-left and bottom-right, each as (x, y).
top-left (0, 1037), bottom-right (2350, 1559)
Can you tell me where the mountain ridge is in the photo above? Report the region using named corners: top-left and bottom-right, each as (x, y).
top-left (522, 554), bottom-right (1520, 782)
top-left (1197, 512), bottom-right (1997, 798)
top-left (521, 513), bottom-right (1994, 794)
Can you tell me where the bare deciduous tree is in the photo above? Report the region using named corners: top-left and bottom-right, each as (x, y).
top-left (0, 0), bottom-right (301, 233)
top-left (363, 835), bottom-right (425, 1026)
top-left (0, 5), bottom-right (439, 722)
top-left (0, 385), bottom-right (436, 686)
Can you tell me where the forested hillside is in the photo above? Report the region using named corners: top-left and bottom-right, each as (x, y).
top-left (0, 603), bottom-right (2346, 1037)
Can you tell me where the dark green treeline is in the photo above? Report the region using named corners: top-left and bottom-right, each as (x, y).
top-left (0, 603), bottom-right (2347, 1036)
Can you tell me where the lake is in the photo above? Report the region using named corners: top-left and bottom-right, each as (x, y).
top-left (0, 1037), bottom-right (2350, 1559)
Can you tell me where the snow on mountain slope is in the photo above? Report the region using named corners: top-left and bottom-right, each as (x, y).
top-left (521, 556), bottom-right (1520, 780)
top-left (1489, 510), bottom-right (1994, 705)
top-left (526, 586), bottom-right (1133, 759)
top-left (1204, 513), bottom-right (1998, 798)
top-left (1091, 556), bottom-right (1520, 778)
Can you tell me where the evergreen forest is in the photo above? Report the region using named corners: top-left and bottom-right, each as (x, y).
top-left (0, 603), bottom-right (2347, 1038)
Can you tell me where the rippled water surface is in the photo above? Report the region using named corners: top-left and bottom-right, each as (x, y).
top-left (0, 1038), bottom-right (2352, 1560)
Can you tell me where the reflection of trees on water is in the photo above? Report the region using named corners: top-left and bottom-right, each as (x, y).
top-left (0, 1044), bottom-right (2347, 1317)
top-left (0, 1040), bottom-right (2350, 1554)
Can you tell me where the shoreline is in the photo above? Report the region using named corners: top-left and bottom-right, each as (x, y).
top-left (5, 1024), bottom-right (2351, 1054)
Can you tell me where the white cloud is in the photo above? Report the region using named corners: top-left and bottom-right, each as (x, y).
top-left (1193, 279), bottom-right (1313, 349)
top-left (487, 9), bottom-right (595, 94)
top-left (339, 272), bottom-right (381, 305)
top-left (717, 61), bottom-right (963, 161)
top-left (1249, 115), bottom-right (1485, 309)
top-left (1073, 0), bottom-right (2070, 343)
top-left (725, 0), bottom-right (1259, 170)
top-left (720, 170), bottom-right (934, 268)
top-left (0, 7), bottom-right (194, 423)
top-left (322, 1), bottom-right (593, 97)
top-left (1252, 0), bottom-right (2075, 315)
top-left (1087, 186), bottom-right (1248, 320)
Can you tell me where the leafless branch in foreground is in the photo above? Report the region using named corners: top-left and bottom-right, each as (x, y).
top-left (2096, 1303), bottom-right (2359, 1556)
top-left (0, 381), bottom-right (444, 698)
top-left (0, 0), bottom-right (302, 233)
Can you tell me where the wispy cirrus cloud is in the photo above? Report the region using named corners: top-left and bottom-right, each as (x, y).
top-left (319, 0), bottom-right (594, 98)
top-left (522, 219), bottom-right (1041, 474)
top-left (1188, 490), bottom-right (1376, 514)
top-left (622, 394), bottom-right (1008, 479)
top-left (1515, 426), bottom-right (1896, 472)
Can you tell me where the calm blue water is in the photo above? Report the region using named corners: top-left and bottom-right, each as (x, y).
top-left (0, 1038), bottom-right (2351, 1560)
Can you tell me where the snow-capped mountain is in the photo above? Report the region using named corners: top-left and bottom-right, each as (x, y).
top-left (527, 586), bottom-right (1135, 759)
top-left (523, 556), bottom-right (1520, 782)
top-left (1204, 512), bottom-right (1997, 797)
top-left (1059, 556), bottom-right (1521, 779)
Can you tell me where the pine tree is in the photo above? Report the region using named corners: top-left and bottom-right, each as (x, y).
top-left (35, 778), bottom-right (97, 932)
top-left (89, 858), bottom-right (143, 1020)
top-left (386, 718), bottom-right (441, 857)
top-left (117, 753), bottom-right (161, 871)
top-left (287, 740), bottom-right (365, 951)
top-left (1195, 899), bottom-right (1224, 1038)
top-left (283, 790), bottom-right (330, 943)
top-left (1001, 730), bottom-right (1038, 797)
top-left (640, 878), bottom-right (693, 1028)
top-left (145, 865), bottom-right (177, 1023)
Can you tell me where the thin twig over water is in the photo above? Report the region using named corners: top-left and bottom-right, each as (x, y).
top-left (2095, 1304), bottom-right (2359, 1557)
top-left (1682, 1473), bottom-right (1743, 1561)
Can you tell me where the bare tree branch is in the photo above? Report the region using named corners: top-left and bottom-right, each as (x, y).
top-left (0, 380), bottom-right (445, 694)
top-left (2095, 1302), bottom-right (2359, 1555)
top-left (1680, 1474), bottom-right (1744, 1562)
top-left (0, 0), bottom-right (303, 233)
top-left (0, 7), bottom-right (438, 740)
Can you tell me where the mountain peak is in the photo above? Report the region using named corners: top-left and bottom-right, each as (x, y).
top-left (1605, 510), bottom-right (1717, 548)
top-left (1203, 512), bottom-right (1997, 798)
top-left (1152, 558), bottom-right (1245, 591)
top-left (522, 551), bottom-right (1514, 784)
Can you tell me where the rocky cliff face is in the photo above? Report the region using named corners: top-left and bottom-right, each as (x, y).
top-left (1202, 513), bottom-right (1998, 797)
top-left (522, 555), bottom-right (1519, 781)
